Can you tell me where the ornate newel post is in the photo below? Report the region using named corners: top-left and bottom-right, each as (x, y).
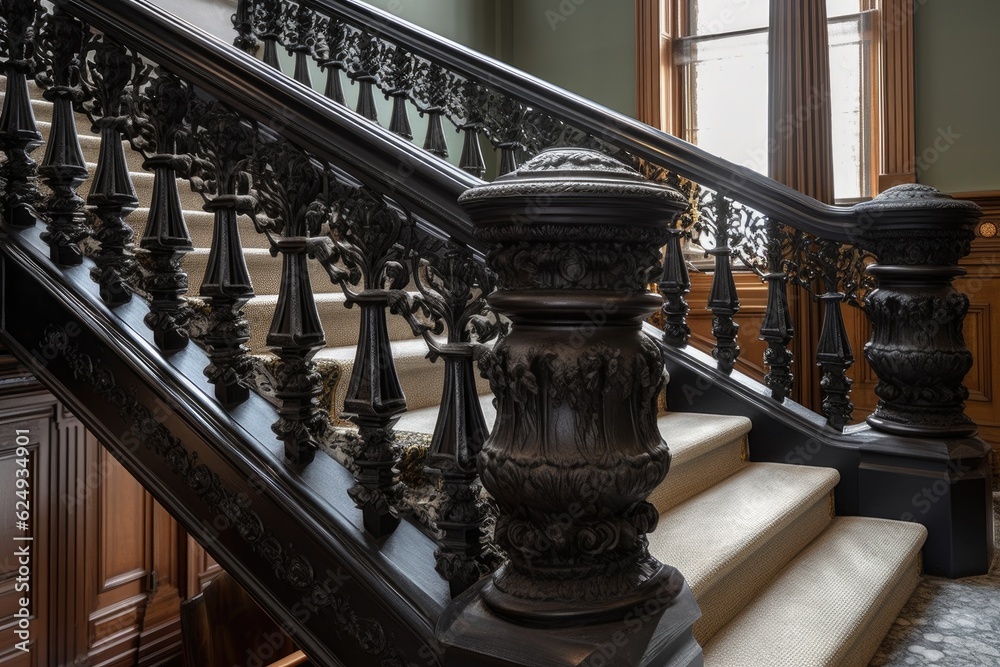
top-left (439, 149), bottom-right (701, 667)
top-left (854, 184), bottom-right (994, 577)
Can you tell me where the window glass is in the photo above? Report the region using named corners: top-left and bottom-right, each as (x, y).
top-left (691, 0), bottom-right (768, 36)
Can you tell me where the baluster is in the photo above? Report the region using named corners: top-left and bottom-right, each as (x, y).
top-left (253, 141), bottom-right (327, 464)
top-left (705, 194), bottom-right (740, 373)
top-left (81, 35), bottom-right (145, 307)
top-left (35, 6), bottom-right (90, 266)
top-left (815, 239), bottom-right (854, 429)
top-left (231, 0), bottom-right (259, 54)
top-left (393, 239), bottom-right (502, 596)
top-left (130, 68), bottom-right (195, 352)
top-left (415, 62), bottom-right (449, 158)
top-left (760, 219), bottom-right (794, 400)
top-left (452, 149), bottom-right (697, 640)
top-left (380, 45), bottom-right (414, 140)
top-left (348, 33), bottom-right (380, 123)
top-left (659, 223), bottom-right (691, 346)
top-left (188, 102), bottom-right (256, 408)
top-left (452, 80), bottom-right (488, 179)
top-left (0, 0), bottom-right (43, 228)
top-left (284, 2), bottom-right (317, 88)
top-left (319, 20), bottom-right (349, 106)
top-left (484, 95), bottom-right (525, 177)
top-left (255, 0), bottom-right (284, 72)
top-left (310, 183), bottom-right (409, 538)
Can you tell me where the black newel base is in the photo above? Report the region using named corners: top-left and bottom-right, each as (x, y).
top-left (859, 434), bottom-right (993, 577)
top-left (438, 567), bottom-right (702, 667)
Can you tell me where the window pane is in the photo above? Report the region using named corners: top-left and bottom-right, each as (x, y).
top-left (829, 14), bottom-right (872, 199)
top-left (679, 30), bottom-right (769, 175)
top-left (827, 0), bottom-right (862, 19)
top-left (691, 0), bottom-right (768, 36)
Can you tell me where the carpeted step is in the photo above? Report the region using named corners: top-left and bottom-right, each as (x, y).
top-left (648, 462), bottom-right (839, 643)
top-left (315, 337), bottom-right (492, 416)
top-left (650, 412), bottom-right (751, 513)
top-left (242, 292), bottom-right (419, 353)
top-left (702, 516), bottom-right (926, 667)
top-left (396, 393), bottom-right (496, 435)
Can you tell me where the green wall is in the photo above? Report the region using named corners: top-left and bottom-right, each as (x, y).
top-left (362, 0), bottom-right (499, 56)
top-left (914, 1), bottom-right (1000, 192)
top-left (508, 0), bottom-right (637, 117)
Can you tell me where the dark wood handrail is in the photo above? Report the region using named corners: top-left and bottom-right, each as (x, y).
top-left (301, 0), bottom-right (859, 243)
top-left (61, 0), bottom-right (483, 249)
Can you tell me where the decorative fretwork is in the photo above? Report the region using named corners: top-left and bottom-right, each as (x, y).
top-left (392, 234), bottom-right (505, 596)
top-left (379, 43), bottom-right (415, 140)
top-left (231, 0), bottom-right (258, 54)
top-left (187, 100), bottom-right (257, 408)
top-left (282, 1), bottom-right (322, 88)
top-left (412, 60), bottom-right (450, 159)
top-left (252, 0), bottom-right (285, 71)
top-left (0, 0), bottom-right (43, 227)
top-left (80, 33), bottom-right (148, 306)
top-left (128, 66), bottom-right (196, 352)
top-left (345, 31), bottom-right (380, 123)
top-left (34, 5), bottom-right (90, 265)
top-left (252, 139), bottom-right (328, 464)
top-left (814, 239), bottom-right (855, 429)
top-left (309, 178), bottom-right (411, 538)
top-left (317, 18), bottom-right (350, 105)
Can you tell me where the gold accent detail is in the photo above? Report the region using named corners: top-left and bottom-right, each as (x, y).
top-left (978, 220), bottom-right (998, 238)
top-left (740, 436), bottom-right (749, 462)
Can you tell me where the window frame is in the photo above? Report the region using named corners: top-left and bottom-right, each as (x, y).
top-left (635, 0), bottom-right (916, 197)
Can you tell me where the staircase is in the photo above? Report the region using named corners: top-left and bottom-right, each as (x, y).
top-left (0, 0), bottom-right (992, 665)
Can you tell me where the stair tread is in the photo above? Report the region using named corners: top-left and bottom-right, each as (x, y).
top-left (658, 412), bottom-right (750, 465)
top-left (315, 336), bottom-right (430, 362)
top-left (397, 394), bottom-right (495, 434)
top-left (649, 462), bottom-right (839, 596)
top-left (703, 516), bottom-right (927, 667)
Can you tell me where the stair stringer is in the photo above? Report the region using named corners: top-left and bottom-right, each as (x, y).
top-left (0, 225), bottom-right (453, 666)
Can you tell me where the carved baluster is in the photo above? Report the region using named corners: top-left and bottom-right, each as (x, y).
top-left (484, 94), bottom-right (526, 176)
top-left (450, 149), bottom-right (699, 649)
top-left (254, 0), bottom-right (284, 72)
top-left (760, 219), bottom-right (795, 400)
top-left (658, 223), bottom-right (691, 346)
top-left (451, 80), bottom-right (488, 179)
top-left (253, 141), bottom-right (327, 464)
top-left (310, 183), bottom-right (410, 538)
top-left (815, 239), bottom-right (854, 429)
top-left (392, 238), bottom-right (503, 596)
top-left (414, 61), bottom-right (449, 158)
top-left (347, 32), bottom-right (380, 123)
top-left (188, 102), bottom-right (256, 408)
top-left (380, 44), bottom-right (414, 140)
top-left (0, 0), bottom-right (43, 228)
top-left (129, 68), bottom-right (195, 352)
top-left (283, 2), bottom-right (318, 88)
top-left (319, 20), bottom-right (349, 106)
top-left (232, 0), bottom-right (258, 54)
top-left (705, 194), bottom-right (740, 373)
top-left (34, 6), bottom-right (90, 266)
top-left (80, 35), bottom-right (145, 307)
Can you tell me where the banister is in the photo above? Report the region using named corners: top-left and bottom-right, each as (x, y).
top-left (299, 0), bottom-right (859, 242)
top-left (59, 0), bottom-right (483, 249)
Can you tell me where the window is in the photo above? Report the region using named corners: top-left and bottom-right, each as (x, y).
top-left (636, 0), bottom-right (916, 201)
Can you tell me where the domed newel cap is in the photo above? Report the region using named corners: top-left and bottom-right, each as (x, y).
top-left (456, 149), bottom-right (696, 632)
top-left (853, 184), bottom-right (980, 266)
top-left (853, 184), bottom-right (982, 438)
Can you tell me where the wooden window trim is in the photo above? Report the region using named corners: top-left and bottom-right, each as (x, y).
top-left (635, 0), bottom-right (915, 194)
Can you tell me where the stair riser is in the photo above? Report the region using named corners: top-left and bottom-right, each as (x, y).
top-left (185, 250), bottom-right (343, 296)
top-left (242, 297), bottom-right (418, 353)
top-left (653, 436), bottom-right (746, 513)
top-left (329, 352), bottom-right (492, 417)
